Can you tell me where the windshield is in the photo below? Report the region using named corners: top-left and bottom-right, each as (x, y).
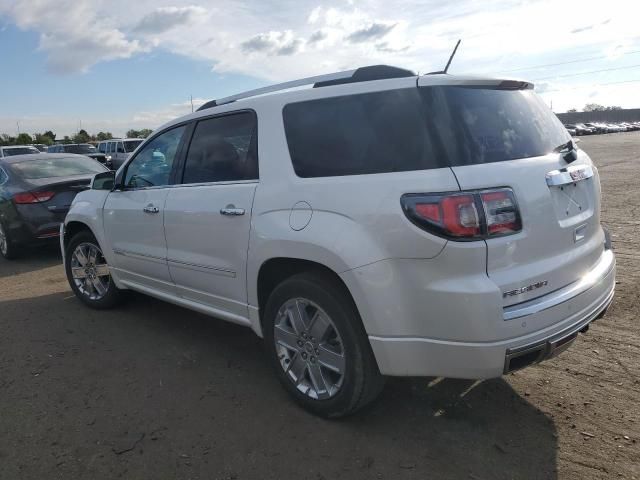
top-left (123, 140), bottom-right (143, 153)
top-left (9, 157), bottom-right (105, 179)
top-left (3, 147), bottom-right (39, 156)
top-left (65, 144), bottom-right (97, 154)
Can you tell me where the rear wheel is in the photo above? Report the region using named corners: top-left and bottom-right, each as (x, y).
top-left (0, 221), bottom-right (20, 260)
top-left (64, 231), bottom-right (123, 309)
top-left (264, 272), bottom-right (384, 418)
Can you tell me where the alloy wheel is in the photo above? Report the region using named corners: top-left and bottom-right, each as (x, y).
top-left (274, 298), bottom-right (346, 400)
top-left (70, 242), bottom-right (111, 301)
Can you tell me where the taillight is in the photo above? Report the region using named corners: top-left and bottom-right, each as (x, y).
top-left (480, 189), bottom-right (521, 235)
top-left (13, 191), bottom-right (55, 204)
top-left (401, 188), bottom-right (521, 241)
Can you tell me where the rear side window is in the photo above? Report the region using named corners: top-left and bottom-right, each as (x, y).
top-left (283, 86), bottom-right (570, 177)
top-left (283, 89), bottom-right (444, 177)
top-left (182, 112), bottom-right (257, 184)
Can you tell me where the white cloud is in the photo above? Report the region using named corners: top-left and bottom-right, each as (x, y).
top-left (134, 6), bottom-right (206, 35)
top-left (0, 0), bottom-right (145, 74)
top-left (1, 0), bottom-right (639, 132)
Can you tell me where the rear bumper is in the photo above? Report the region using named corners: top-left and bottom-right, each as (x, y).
top-left (367, 249), bottom-right (615, 378)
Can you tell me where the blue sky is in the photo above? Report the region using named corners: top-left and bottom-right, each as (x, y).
top-left (0, 0), bottom-right (639, 137)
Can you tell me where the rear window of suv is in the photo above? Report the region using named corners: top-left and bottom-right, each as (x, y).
top-left (283, 86), bottom-right (570, 177)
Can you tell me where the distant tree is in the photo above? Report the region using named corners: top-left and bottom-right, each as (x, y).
top-left (73, 129), bottom-right (91, 143)
top-left (96, 131), bottom-right (113, 141)
top-left (0, 133), bottom-right (14, 146)
top-left (62, 135), bottom-right (72, 144)
top-left (34, 133), bottom-right (54, 146)
top-left (15, 133), bottom-right (33, 145)
top-left (567, 108), bottom-right (577, 113)
top-left (605, 105), bottom-right (622, 111)
top-left (584, 103), bottom-right (605, 112)
top-left (126, 128), bottom-right (152, 138)
top-left (43, 130), bottom-right (56, 142)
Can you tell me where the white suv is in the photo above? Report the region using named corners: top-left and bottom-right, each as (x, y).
top-left (61, 66), bottom-right (616, 417)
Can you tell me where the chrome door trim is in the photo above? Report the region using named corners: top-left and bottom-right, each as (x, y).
top-left (113, 248), bottom-right (167, 265)
top-left (167, 258), bottom-right (236, 277)
top-left (546, 164), bottom-right (594, 187)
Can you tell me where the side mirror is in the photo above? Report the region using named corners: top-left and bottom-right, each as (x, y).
top-left (92, 170), bottom-right (116, 191)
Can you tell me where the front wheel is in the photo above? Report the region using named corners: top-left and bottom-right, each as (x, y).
top-left (264, 272), bottom-right (384, 418)
top-left (64, 230), bottom-right (123, 309)
top-left (0, 221), bottom-right (20, 260)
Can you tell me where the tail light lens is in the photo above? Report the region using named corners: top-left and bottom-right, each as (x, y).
top-left (401, 188), bottom-right (521, 241)
top-left (13, 191), bottom-right (55, 204)
top-left (480, 189), bottom-right (521, 235)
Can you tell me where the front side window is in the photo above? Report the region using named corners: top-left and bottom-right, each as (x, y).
top-left (124, 126), bottom-right (186, 188)
top-left (116, 142), bottom-right (125, 153)
top-left (182, 112), bottom-right (257, 184)
top-left (108, 142), bottom-right (115, 153)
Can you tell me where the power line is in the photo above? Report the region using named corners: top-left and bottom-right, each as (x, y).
top-left (496, 49), bottom-right (640, 74)
top-left (531, 63), bottom-right (640, 81)
top-left (539, 78), bottom-right (640, 93)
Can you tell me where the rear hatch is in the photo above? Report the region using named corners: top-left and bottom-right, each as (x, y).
top-left (417, 78), bottom-right (604, 306)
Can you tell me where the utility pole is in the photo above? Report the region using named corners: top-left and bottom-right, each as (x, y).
top-left (190, 95), bottom-right (194, 113)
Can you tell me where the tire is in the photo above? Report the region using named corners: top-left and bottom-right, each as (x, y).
top-left (64, 230), bottom-right (123, 309)
top-left (0, 221), bottom-right (20, 260)
top-left (264, 271), bottom-right (384, 418)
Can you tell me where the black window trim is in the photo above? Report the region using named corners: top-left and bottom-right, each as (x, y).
top-left (116, 121), bottom-right (193, 191)
top-left (175, 108), bottom-right (259, 187)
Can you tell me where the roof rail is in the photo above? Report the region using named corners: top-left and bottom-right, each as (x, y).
top-left (197, 65), bottom-right (415, 111)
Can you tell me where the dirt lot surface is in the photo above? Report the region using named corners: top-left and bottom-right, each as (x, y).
top-left (1, 132), bottom-right (639, 480)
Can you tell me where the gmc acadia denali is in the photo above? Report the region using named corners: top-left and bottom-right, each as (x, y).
top-left (60, 66), bottom-right (616, 417)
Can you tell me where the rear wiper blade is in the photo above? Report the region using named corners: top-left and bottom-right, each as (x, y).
top-left (553, 140), bottom-right (575, 153)
top-left (553, 140), bottom-right (578, 163)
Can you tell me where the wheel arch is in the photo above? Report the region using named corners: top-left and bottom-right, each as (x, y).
top-left (255, 257), bottom-right (363, 335)
top-left (63, 221), bottom-right (96, 251)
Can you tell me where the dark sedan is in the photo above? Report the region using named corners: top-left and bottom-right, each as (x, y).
top-left (48, 143), bottom-right (111, 168)
top-left (0, 153), bottom-right (107, 259)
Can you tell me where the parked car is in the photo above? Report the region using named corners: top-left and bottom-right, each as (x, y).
top-left (0, 153), bottom-right (107, 259)
top-left (574, 123), bottom-right (595, 135)
top-left (97, 138), bottom-right (144, 170)
top-left (563, 124), bottom-right (577, 136)
top-left (48, 143), bottom-right (110, 168)
top-left (0, 145), bottom-right (41, 157)
top-left (61, 66), bottom-right (616, 417)
top-left (584, 123), bottom-right (606, 134)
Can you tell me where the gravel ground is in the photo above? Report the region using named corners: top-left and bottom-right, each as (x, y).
top-left (0, 132), bottom-right (639, 480)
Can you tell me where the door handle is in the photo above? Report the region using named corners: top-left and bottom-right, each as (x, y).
top-left (220, 204), bottom-right (245, 216)
top-left (143, 205), bottom-right (160, 214)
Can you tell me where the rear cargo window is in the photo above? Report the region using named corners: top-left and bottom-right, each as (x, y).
top-left (283, 86), bottom-right (570, 177)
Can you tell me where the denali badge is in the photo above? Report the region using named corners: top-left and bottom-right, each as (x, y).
top-left (503, 281), bottom-right (548, 298)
